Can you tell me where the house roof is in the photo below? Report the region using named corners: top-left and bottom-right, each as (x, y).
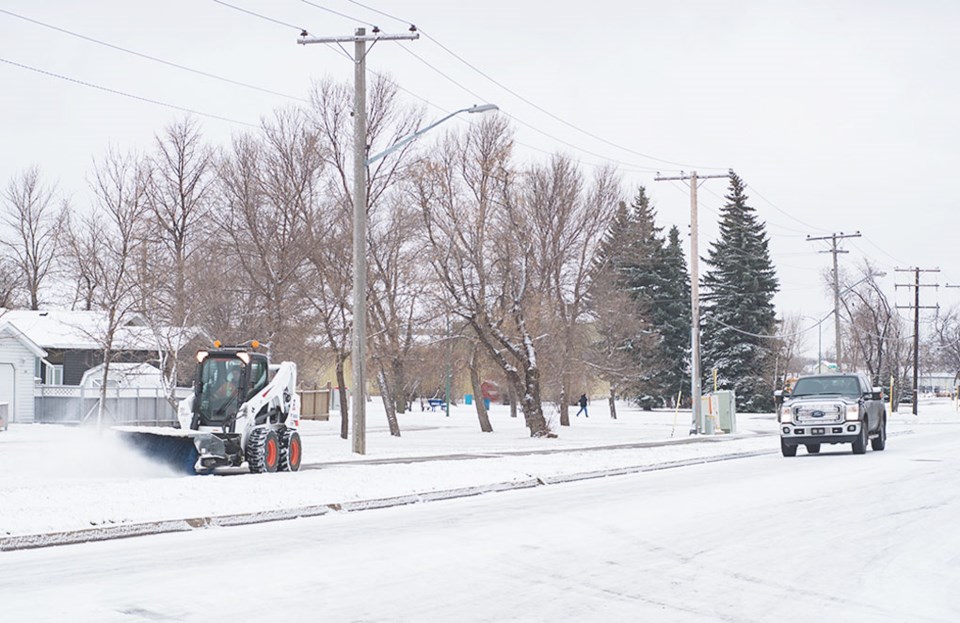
top-left (0, 309), bottom-right (159, 351)
top-left (0, 321), bottom-right (48, 358)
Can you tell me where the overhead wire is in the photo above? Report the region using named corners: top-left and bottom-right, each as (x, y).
top-left (341, 0), bottom-right (722, 171)
top-left (0, 7), bottom-right (308, 102)
top-left (0, 56), bottom-right (259, 128)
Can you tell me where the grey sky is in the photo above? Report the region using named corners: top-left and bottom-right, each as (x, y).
top-left (2, 0), bottom-right (957, 353)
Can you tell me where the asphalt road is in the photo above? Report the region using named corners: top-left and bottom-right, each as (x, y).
top-left (1, 424), bottom-right (957, 622)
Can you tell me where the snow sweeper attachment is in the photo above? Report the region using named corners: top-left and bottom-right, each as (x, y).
top-left (115, 344), bottom-right (302, 475)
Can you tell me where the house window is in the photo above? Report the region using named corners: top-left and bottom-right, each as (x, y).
top-left (45, 364), bottom-right (64, 386)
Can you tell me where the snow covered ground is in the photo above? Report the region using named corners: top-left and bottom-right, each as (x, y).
top-left (0, 396), bottom-right (956, 544)
top-left (1, 396), bottom-right (958, 622)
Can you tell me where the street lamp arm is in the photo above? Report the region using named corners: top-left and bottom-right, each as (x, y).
top-left (366, 104), bottom-right (498, 165)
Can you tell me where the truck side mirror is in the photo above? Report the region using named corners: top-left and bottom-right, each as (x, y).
top-left (871, 386), bottom-right (883, 400)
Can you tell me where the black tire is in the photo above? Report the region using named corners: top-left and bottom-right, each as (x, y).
top-left (278, 429), bottom-right (302, 472)
top-left (805, 443), bottom-right (821, 454)
top-left (781, 438), bottom-right (797, 457)
top-left (871, 413), bottom-right (887, 451)
top-left (246, 427), bottom-right (280, 473)
top-left (852, 420), bottom-right (868, 454)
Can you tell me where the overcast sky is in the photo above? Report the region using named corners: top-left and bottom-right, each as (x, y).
top-left (2, 0), bottom-right (958, 353)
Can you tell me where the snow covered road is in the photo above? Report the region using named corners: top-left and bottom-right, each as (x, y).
top-left (1, 420), bottom-right (957, 622)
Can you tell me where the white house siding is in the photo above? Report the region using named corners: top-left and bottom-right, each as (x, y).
top-left (0, 334), bottom-right (38, 423)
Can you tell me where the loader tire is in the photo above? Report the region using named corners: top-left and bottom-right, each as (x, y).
top-left (279, 429), bottom-right (302, 472)
top-left (246, 427), bottom-right (280, 473)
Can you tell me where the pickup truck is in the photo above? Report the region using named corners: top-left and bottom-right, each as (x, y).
top-left (776, 373), bottom-right (887, 457)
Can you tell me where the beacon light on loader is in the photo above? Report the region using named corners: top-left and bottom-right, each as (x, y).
top-left (115, 344), bottom-right (302, 475)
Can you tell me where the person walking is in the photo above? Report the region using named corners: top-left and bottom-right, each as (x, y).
top-left (575, 393), bottom-right (589, 417)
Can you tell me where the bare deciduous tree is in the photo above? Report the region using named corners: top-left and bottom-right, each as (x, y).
top-left (1, 167), bottom-right (66, 310)
top-left (415, 117), bottom-right (551, 437)
top-left (80, 148), bottom-right (150, 428)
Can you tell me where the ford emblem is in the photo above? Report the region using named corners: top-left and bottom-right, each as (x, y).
top-left (811, 410), bottom-right (825, 418)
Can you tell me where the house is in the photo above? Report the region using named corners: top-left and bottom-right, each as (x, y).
top-left (0, 309), bottom-right (166, 386)
top-left (0, 321), bottom-right (47, 423)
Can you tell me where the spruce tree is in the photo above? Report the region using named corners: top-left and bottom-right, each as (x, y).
top-left (700, 171), bottom-right (779, 412)
top-left (654, 225), bottom-right (691, 405)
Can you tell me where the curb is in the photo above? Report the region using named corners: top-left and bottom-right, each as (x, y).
top-left (0, 449), bottom-right (774, 552)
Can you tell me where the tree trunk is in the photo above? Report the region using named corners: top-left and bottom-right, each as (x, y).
top-left (376, 366), bottom-right (401, 437)
top-left (470, 346), bottom-right (493, 432)
top-left (518, 364), bottom-right (549, 437)
top-left (508, 384), bottom-right (517, 418)
top-left (336, 356), bottom-right (349, 440)
top-left (393, 358), bottom-right (407, 415)
top-left (559, 377), bottom-right (570, 427)
top-left (608, 385), bottom-right (617, 420)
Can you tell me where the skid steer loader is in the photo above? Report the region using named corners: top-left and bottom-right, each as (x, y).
top-left (116, 343), bottom-right (302, 475)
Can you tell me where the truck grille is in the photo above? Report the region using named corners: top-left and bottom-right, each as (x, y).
top-left (793, 403), bottom-right (844, 424)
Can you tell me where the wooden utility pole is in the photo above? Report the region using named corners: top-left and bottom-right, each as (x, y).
top-left (806, 232), bottom-right (861, 371)
top-left (298, 27), bottom-right (419, 454)
top-left (896, 267), bottom-right (940, 415)
top-left (655, 170), bottom-right (727, 435)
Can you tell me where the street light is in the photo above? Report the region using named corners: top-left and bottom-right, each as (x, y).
top-left (803, 271), bottom-right (885, 373)
top-left (351, 103), bottom-right (498, 454)
top-left (366, 104), bottom-right (499, 165)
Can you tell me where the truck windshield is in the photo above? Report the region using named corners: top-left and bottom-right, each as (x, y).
top-left (791, 377), bottom-right (861, 397)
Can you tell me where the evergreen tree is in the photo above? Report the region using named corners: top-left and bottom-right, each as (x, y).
top-left (700, 171), bottom-right (779, 412)
top-left (654, 225), bottom-right (691, 405)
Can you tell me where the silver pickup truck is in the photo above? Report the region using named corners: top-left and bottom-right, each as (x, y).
top-left (777, 373), bottom-right (887, 457)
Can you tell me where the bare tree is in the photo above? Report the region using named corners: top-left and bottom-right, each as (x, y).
top-left (301, 193), bottom-right (352, 438)
top-left (932, 305), bottom-right (960, 387)
top-left (838, 262), bottom-right (912, 408)
top-left (414, 117), bottom-right (551, 437)
top-left (139, 117), bottom-right (216, 398)
top-left (0, 257), bottom-right (20, 308)
top-left (81, 148), bottom-right (150, 429)
top-left (772, 314), bottom-right (807, 385)
top-left (0, 167), bottom-right (66, 309)
top-left (308, 76), bottom-right (423, 438)
top-left (522, 156), bottom-right (621, 425)
top-left (216, 107), bottom-right (318, 360)
top-left (585, 271), bottom-right (654, 419)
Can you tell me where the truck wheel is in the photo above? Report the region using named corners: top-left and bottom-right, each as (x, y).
top-left (781, 438), bottom-right (797, 457)
top-left (278, 429), bottom-right (302, 472)
top-left (246, 428), bottom-right (280, 473)
top-left (805, 444), bottom-right (821, 454)
top-left (871, 414), bottom-right (887, 451)
top-left (852, 420), bottom-right (868, 455)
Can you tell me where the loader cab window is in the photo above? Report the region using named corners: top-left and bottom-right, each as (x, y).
top-left (248, 359), bottom-right (268, 399)
top-left (197, 356), bottom-right (244, 425)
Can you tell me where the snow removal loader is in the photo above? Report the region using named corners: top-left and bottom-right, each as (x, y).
top-left (116, 343), bottom-right (302, 475)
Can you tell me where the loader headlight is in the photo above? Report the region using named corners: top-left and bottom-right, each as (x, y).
top-left (237, 352), bottom-right (250, 364)
top-left (196, 350), bottom-right (209, 363)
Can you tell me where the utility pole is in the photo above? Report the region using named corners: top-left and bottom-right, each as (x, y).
top-left (299, 27), bottom-right (419, 454)
top-left (655, 170), bottom-right (727, 435)
top-left (896, 267), bottom-right (940, 415)
top-left (806, 232), bottom-right (861, 371)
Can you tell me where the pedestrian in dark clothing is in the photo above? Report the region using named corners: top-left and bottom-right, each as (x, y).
top-left (575, 393), bottom-right (589, 417)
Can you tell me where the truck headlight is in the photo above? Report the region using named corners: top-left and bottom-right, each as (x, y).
top-left (778, 408), bottom-right (793, 424)
top-left (845, 404), bottom-right (860, 421)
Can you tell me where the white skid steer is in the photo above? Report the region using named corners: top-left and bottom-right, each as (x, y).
top-left (116, 345), bottom-right (302, 475)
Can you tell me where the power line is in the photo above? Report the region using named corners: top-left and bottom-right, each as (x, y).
top-left (300, 0), bottom-right (375, 26)
top-left (0, 7), bottom-right (308, 102)
top-left (0, 56), bottom-right (259, 128)
top-left (326, 0), bottom-right (723, 170)
top-left (394, 45), bottom-right (661, 173)
top-left (210, 0), bottom-right (306, 31)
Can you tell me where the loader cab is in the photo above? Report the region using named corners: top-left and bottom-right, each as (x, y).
top-left (192, 349), bottom-right (269, 430)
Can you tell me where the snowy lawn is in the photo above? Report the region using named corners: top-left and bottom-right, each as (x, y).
top-left (0, 397), bottom-right (955, 540)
